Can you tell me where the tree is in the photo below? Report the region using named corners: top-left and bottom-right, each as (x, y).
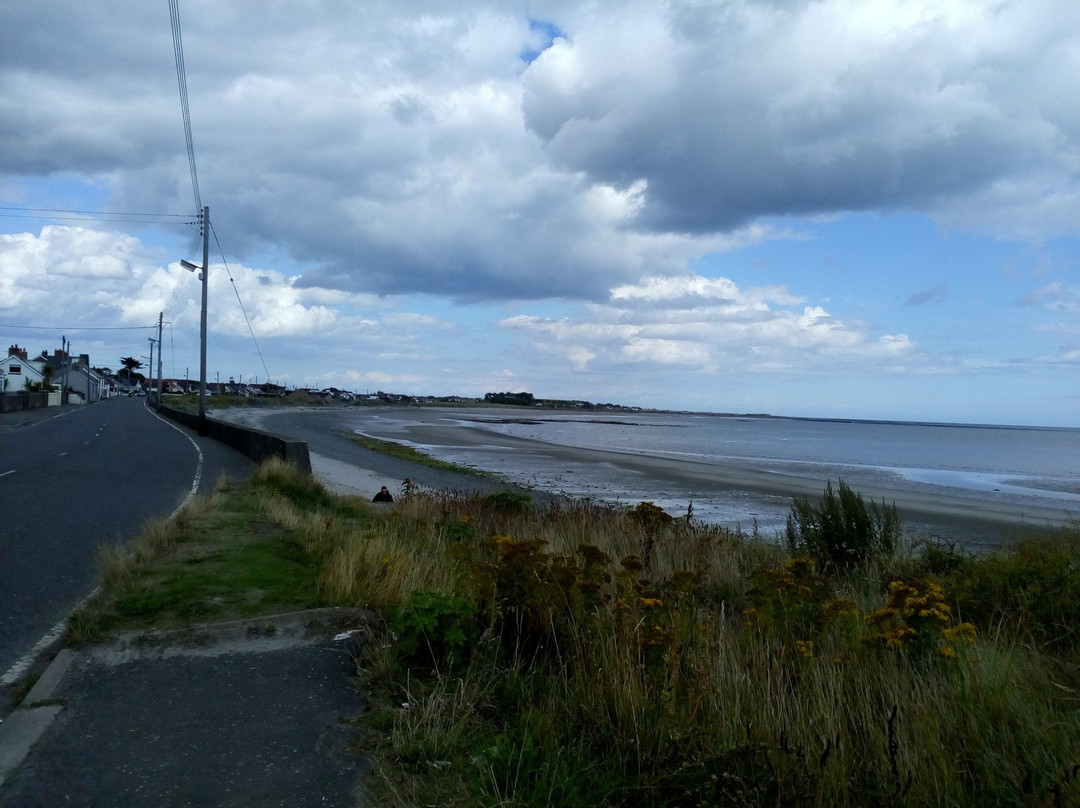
top-left (119, 357), bottom-right (143, 380)
top-left (484, 391), bottom-right (535, 406)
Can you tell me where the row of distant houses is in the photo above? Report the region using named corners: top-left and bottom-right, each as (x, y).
top-left (2, 344), bottom-right (300, 409)
top-left (3, 344), bottom-right (113, 404)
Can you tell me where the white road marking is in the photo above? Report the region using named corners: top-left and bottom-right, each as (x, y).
top-left (2, 404), bottom-right (205, 687)
top-left (0, 470), bottom-right (15, 477)
top-left (143, 401), bottom-right (204, 514)
top-left (1, 589), bottom-right (98, 686)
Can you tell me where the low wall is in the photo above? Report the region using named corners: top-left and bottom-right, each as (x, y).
top-left (0, 391), bottom-right (49, 413)
top-left (154, 403), bottom-right (312, 473)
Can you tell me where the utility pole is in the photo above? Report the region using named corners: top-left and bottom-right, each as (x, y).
top-left (199, 206), bottom-right (209, 431)
top-left (148, 337), bottom-right (156, 397)
top-left (156, 311), bottom-right (164, 402)
top-left (179, 205), bottom-right (210, 433)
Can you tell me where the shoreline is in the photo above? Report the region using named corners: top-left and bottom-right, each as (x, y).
top-left (214, 405), bottom-right (1077, 548)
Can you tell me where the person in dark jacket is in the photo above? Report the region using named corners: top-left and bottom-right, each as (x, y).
top-left (372, 486), bottom-right (394, 503)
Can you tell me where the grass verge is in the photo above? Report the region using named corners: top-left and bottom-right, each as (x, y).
top-left (66, 463), bottom-right (356, 642)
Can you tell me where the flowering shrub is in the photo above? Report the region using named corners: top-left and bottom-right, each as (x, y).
top-left (864, 579), bottom-right (976, 658)
top-left (472, 535), bottom-right (579, 658)
top-left (743, 557), bottom-right (857, 653)
top-left (629, 501), bottom-right (674, 531)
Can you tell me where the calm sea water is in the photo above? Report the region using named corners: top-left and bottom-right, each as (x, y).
top-left (349, 408), bottom-right (1080, 536)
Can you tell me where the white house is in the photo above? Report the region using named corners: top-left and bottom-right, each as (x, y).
top-left (4, 344), bottom-right (46, 390)
top-left (52, 363), bottom-right (109, 403)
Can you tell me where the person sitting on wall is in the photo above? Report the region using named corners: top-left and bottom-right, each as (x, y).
top-left (373, 486), bottom-right (394, 503)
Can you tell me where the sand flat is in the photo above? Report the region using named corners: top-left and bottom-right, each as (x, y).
top-left (213, 405), bottom-right (1077, 545)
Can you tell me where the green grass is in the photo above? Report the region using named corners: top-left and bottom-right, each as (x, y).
top-left (67, 467), bottom-right (362, 641)
top-left (343, 432), bottom-right (490, 476)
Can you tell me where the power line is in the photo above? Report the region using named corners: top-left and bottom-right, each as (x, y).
top-left (0, 323), bottom-right (156, 331)
top-left (212, 223), bottom-right (274, 386)
top-left (0, 206), bottom-right (191, 218)
top-left (169, 0), bottom-right (201, 213)
top-left (0, 213), bottom-right (197, 225)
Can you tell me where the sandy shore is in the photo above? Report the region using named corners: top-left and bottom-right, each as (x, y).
top-left (213, 405), bottom-right (1077, 547)
top-left (209, 407), bottom-right (390, 498)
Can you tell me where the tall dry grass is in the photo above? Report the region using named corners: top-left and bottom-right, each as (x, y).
top-left (95, 494), bottom-right (215, 589)
top-left (314, 481), bottom-right (1080, 806)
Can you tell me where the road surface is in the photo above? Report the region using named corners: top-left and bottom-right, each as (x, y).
top-left (0, 397), bottom-right (254, 692)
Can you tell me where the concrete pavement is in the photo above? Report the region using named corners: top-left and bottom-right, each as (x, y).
top-left (0, 609), bottom-right (371, 807)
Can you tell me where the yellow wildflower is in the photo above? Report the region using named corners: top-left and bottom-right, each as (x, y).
top-left (824, 598), bottom-right (858, 619)
top-left (942, 622), bottom-right (977, 645)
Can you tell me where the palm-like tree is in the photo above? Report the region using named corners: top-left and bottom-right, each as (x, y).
top-left (119, 356), bottom-right (143, 381)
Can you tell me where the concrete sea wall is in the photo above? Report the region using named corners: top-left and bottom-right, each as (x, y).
top-left (154, 402), bottom-right (312, 473)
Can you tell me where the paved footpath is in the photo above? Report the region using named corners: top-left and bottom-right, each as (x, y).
top-left (0, 609), bottom-right (371, 807)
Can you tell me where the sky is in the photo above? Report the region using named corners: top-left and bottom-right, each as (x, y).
top-left (1, 0), bottom-right (1078, 427)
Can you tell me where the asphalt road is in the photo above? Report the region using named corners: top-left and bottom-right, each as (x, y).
top-left (0, 397), bottom-right (254, 690)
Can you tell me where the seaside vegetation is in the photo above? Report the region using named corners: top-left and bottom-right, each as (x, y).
top-left (74, 459), bottom-right (1080, 807)
top-left (343, 432), bottom-right (490, 476)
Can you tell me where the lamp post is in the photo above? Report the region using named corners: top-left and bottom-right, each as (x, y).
top-left (179, 205), bottom-right (210, 433)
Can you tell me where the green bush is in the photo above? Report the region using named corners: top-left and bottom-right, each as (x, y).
top-left (938, 528), bottom-right (1080, 657)
top-left (479, 489), bottom-right (534, 515)
top-left (786, 480), bottom-right (900, 572)
top-left (391, 590), bottom-right (477, 670)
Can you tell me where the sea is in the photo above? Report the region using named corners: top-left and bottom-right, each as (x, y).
top-left (345, 408), bottom-right (1080, 540)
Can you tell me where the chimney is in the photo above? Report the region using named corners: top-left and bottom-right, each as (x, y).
top-left (8, 344), bottom-right (27, 360)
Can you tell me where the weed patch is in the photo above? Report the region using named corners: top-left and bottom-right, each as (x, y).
top-left (344, 432), bottom-right (488, 476)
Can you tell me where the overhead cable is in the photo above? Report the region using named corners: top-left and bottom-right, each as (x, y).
top-left (212, 223), bottom-right (274, 386)
top-left (0, 323), bottom-right (157, 332)
top-left (169, 0), bottom-right (202, 213)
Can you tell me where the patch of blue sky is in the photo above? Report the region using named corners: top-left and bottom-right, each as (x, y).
top-left (0, 174), bottom-right (108, 212)
top-left (696, 212), bottom-right (1031, 312)
top-left (0, 174), bottom-right (196, 257)
top-left (521, 19), bottom-right (566, 65)
top-left (685, 211), bottom-right (1080, 367)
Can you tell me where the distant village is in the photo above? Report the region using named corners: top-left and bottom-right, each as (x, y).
top-left (2, 344), bottom-right (643, 414)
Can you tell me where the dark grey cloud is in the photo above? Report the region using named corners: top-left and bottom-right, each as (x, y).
top-left (522, 2), bottom-right (1079, 237)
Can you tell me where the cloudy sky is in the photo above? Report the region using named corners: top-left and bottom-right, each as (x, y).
top-left (2, 1), bottom-right (1078, 426)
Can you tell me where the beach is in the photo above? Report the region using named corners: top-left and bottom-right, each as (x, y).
top-left (215, 405), bottom-right (1077, 548)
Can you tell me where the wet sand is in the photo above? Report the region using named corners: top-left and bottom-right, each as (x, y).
top-left (395, 416), bottom-right (1075, 545)
top-left (216, 405), bottom-right (1077, 547)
